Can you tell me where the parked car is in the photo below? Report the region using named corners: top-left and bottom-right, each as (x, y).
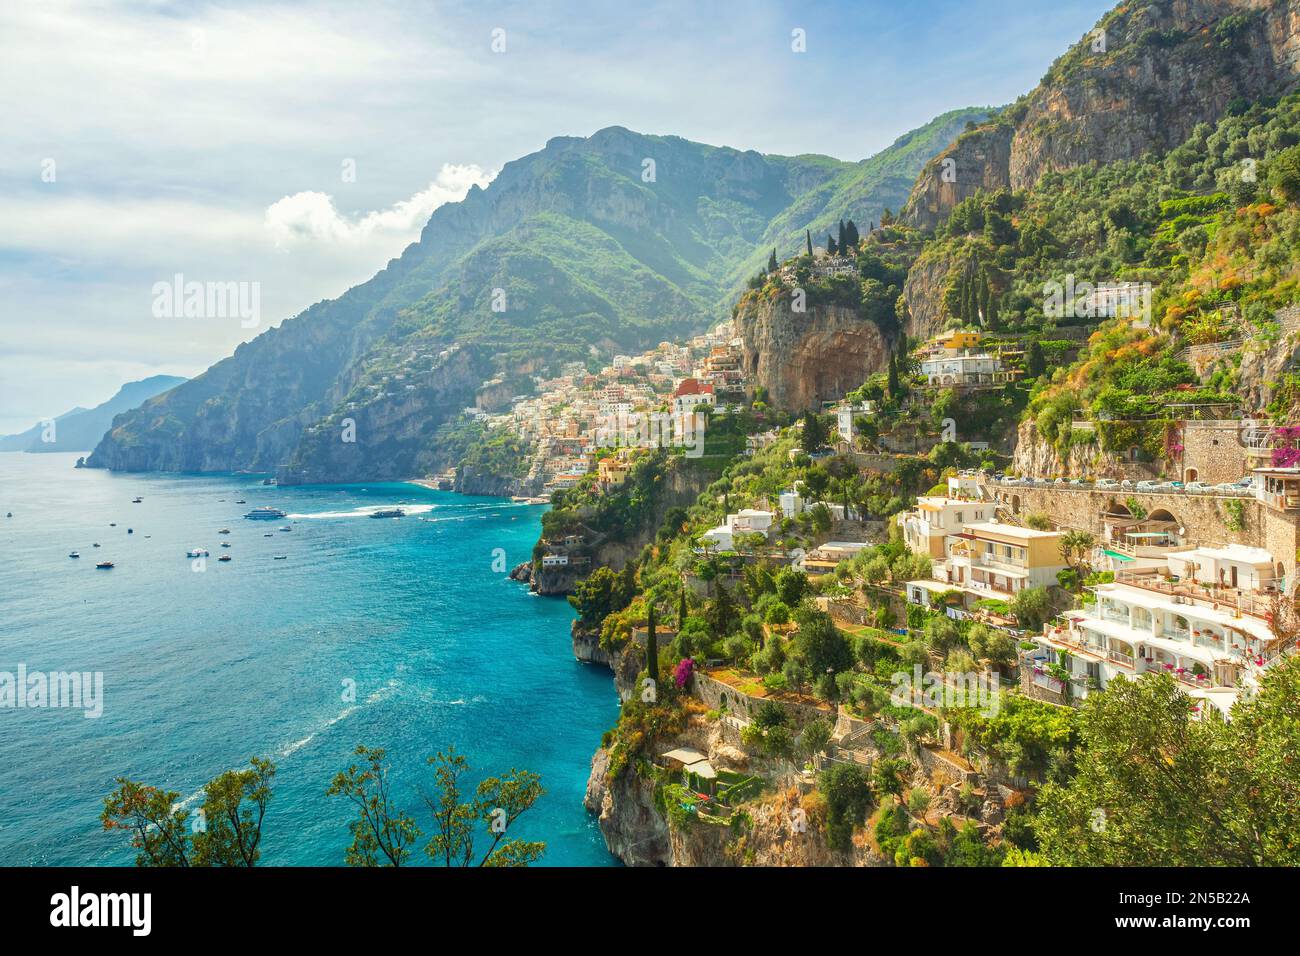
top-left (1213, 482), bottom-right (1239, 493)
top-left (1096, 478), bottom-right (1119, 489)
top-left (1120, 479), bottom-right (1134, 490)
top-left (1185, 481), bottom-right (1211, 494)
top-left (1136, 480), bottom-right (1160, 491)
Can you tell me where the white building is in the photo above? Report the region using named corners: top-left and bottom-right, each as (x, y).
top-left (1028, 553), bottom-right (1285, 714)
top-left (920, 353), bottom-right (1015, 387)
top-left (699, 509), bottom-right (776, 552)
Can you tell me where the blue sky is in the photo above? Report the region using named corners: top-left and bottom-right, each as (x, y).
top-left (0, 0), bottom-right (1113, 433)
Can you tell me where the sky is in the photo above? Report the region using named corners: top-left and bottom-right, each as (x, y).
top-left (0, 0), bottom-right (1113, 435)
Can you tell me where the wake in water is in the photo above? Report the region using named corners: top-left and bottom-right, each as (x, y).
top-left (287, 504), bottom-right (437, 520)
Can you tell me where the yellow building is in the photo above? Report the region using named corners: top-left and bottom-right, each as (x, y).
top-left (597, 456), bottom-right (630, 486)
top-left (933, 329), bottom-right (982, 352)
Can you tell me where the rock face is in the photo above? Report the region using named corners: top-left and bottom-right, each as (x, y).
top-left (904, 0), bottom-right (1300, 230)
top-left (902, 123), bottom-right (1015, 232)
top-left (1010, 419), bottom-right (1156, 479)
top-left (737, 293), bottom-right (894, 412)
top-left (900, 246), bottom-right (960, 342)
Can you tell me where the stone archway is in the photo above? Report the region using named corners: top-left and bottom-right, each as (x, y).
top-left (1184, 467), bottom-right (1198, 483)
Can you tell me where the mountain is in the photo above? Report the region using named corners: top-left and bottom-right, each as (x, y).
top-left (0, 375), bottom-right (186, 453)
top-left (87, 112), bottom-right (987, 482)
top-left (903, 0), bottom-right (1300, 231)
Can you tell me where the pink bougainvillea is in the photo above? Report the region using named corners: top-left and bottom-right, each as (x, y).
top-left (1272, 446), bottom-right (1300, 468)
top-left (674, 657), bottom-right (694, 689)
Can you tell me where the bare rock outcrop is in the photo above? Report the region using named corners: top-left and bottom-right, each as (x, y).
top-left (737, 292), bottom-right (893, 412)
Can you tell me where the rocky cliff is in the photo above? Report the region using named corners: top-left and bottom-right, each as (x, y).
top-left (904, 0), bottom-right (1300, 231)
top-left (737, 292), bottom-right (894, 412)
top-left (1009, 419), bottom-right (1157, 479)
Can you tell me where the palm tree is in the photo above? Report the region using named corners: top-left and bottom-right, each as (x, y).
top-left (1059, 529), bottom-right (1096, 572)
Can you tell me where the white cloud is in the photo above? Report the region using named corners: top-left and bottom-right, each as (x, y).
top-left (264, 164), bottom-right (496, 247)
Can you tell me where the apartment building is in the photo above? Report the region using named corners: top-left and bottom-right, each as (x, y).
top-left (1027, 544), bottom-right (1287, 714)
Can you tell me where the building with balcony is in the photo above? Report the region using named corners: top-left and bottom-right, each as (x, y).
top-left (1025, 557), bottom-right (1288, 715)
top-left (897, 495), bottom-right (989, 559)
top-left (937, 522), bottom-right (1067, 597)
top-left (919, 352), bottom-right (1018, 388)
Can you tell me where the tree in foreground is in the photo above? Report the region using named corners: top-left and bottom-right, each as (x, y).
top-left (1035, 657), bottom-right (1300, 866)
top-left (103, 756), bottom-right (276, 867)
top-left (424, 745), bottom-right (545, 867)
top-left (193, 757), bottom-right (276, 866)
top-left (327, 745), bottom-right (421, 866)
top-left (102, 780), bottom-right (193, 867)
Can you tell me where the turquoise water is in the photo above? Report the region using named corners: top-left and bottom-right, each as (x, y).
top-left (0, 453), bottom-right (618, 866)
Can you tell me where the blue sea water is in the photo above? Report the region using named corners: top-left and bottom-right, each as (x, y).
top-left (0, 452), bottom-right (619, 866)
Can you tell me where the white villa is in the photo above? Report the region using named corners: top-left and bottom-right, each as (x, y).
top-left (699, 509), bottom-right (776, 552)
top-left (778, 488), bottom-right (846, 521)
top-left (1027, 545), bottom-right (1288, 715)
top-left (920, 352), bottom-right (1017, 388)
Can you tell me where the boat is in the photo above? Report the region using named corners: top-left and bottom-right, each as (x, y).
top-left (369, 508), bottom-right (406, 519)
top-left (68, 552), bottom-right (79, 558)
top-left (132, 497), bottom-right (143, 503)
top-left (95, 561), bottom-right (114, 569)
top-left (186, 548), bottom-right (209, 558)
top-left (218, 554), bottom-right (232, 562)
top-left (92, 542), bottom-right (100, 548)
top-left (262, 478), bottom-right (275, 485)
top-left (127, 528), bottom-right (133, 534)
top-left (221, 542), bottom-right (231, 548)
top-left (244, 507), bottom-right (286, 520)
top-left (235, 499), bottom-right (247, 504)
top-left (218, 528), bottom-right (231, 534)
top-left (273, 555), bottom-right (287, 560)
top-left (264, 533), bottom-right (274, 538)
top-left (109, 522), bottom-right (116, 527)
top-left (279, 525), bottom-right (291, 531)
top-left (5, 512), bottom-right (11, 518)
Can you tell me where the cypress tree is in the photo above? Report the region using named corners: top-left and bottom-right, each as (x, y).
top-left (846, 219), bottom-right (859, 249)
top-left (806, 230), bottom-right (813, 257)
top-left (827, 235), bottom-right (837, 256)
top-left (767, 248), bottom-right (778, 273)
top-left (646, 602), bottom-right (659, 687)
top-left (837, 219), bottom-right (847, 252)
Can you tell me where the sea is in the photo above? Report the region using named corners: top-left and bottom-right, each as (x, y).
top-left (0, 452), bottom-right (619, 866)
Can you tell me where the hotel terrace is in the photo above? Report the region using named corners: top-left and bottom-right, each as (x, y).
top-left (1027, 544), bottom-right (1288, 715)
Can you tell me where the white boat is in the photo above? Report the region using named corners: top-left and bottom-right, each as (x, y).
top-left (68, 551), bottom-right (80, 558)
top-left (186, 548), bottom-right (209, 558)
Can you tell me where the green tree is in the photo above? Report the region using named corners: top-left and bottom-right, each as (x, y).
top-left (820, 762), bottom-right (874, 851)
top-left (1024, 340), bottom-right (1045, 378)
top-left (1269, 144), bottom-right (1300, 204)
top-left (793, 607), bottom-right (852, 679)
top-left (568, 566), bottom-right (631, 625)
top-left (1009, 586), bottom-right (1052, 629)
top-left (801, 716), bottom-right (833, 762)
top-left (645, 601), bottom-right (659, 688)
top-left (103, 758), bottom-right (277, 867)
top-left (1059, 529), bottom-right (1096, 572)
top-left (102, 780), bottom-right (192, 867)
top-left (1035, 670), bottom-right (1283, 865)
top-left (424, 745), bottom-right (545, 867)
top-left (327, 745), bottom-right (421, 867)
top-left (192, 757), bottom-right (275, 867)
